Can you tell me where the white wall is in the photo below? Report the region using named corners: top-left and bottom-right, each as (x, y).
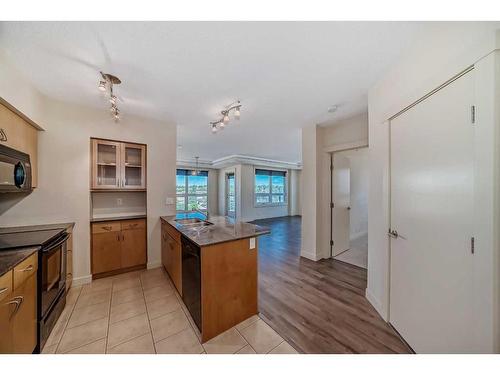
top-left (367, 24), bottom-right (500, 352)
top-left (0, 53), bottom-right (177, 285)
top-left (218, 164), bottom-right (242, 221)
top-left (289, 169), bottom-right (302, 216)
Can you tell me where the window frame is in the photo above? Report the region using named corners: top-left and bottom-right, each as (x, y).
top-left (253, 167), bottom-right (288, 208)
top-left (176, 169), bottom-right (209, 213)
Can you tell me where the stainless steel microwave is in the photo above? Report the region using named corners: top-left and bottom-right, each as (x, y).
top-left (0, 144), bottom-right (32, 192)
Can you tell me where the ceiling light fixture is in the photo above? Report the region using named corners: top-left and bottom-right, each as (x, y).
top-left (209, 100), bottom-right (242, 134)
top-left (98, 72), bottom-right (122, 122)
top-left (191, 156), bottom-right (200, 176)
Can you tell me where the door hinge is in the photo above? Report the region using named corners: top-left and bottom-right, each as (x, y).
top-left (330, 202), bottom-right (334, 208)
top-left (330, 240), bottom-right (334, 246)
top-left (471, 237), bottom-right (475, 254)
top-left (471, 105), bottom-right (476, 124)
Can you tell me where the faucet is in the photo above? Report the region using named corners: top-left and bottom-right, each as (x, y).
top-left (193, 209), bottom-right (209, 220)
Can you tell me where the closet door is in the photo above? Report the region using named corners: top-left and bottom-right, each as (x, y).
top-left (389, 70), bottom-right (475, 353)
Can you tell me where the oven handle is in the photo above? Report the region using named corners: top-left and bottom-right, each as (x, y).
top-left (42, 232), bottom-right (70, 253)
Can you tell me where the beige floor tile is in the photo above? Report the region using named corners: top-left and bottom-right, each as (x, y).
top-left (140, 267), bottom-right (166, 279)
top-left (66, 286), bottom-right (82, 306)
top-left (239, 320), bottom-right (283, 354)
top-left (107, 333), bottom-right (155, 354)
top-left (141, 277), bottom-right (170, 291)
top-left (146, 294), bottom-right (181, 320)
top-left (203, 328), bottom-right (247, 354)
top-left (41, 344), bottom-right (58, 354)
top-left (155, 328), bottom-right (204, 354)
top-left (111, 286), bottom-right (144, 306)
top-left (113, 277), bottom-right (141, 292)
top-left (235, 315), bottom-right (260, 332)
top-left (67, 301), bottom-right (110, 329)
top-left (66, 339), bottom-right (106, 354)
top-left (44, 305), bottom-right (74, 347)
top-left (75, 289), bottom-right (111, 309)
top-left (150, 309), bottom-right (190, 342)
top-left (143, 284), bottom-right (174, 303)
top-left (110, 298), bottom-right (147, 324)
top-left (80, 279), bottom-right (113, 295)
top-left (235, 345), bottom-right (257, 354)
top-left (107, 313), bottom-right (150, 349)
top-left (113, 270), bottom-right (142, 281)
top-left (57, 317), bottom-right (108, 353)
top-left (269, 341), bottom-right (299, 354)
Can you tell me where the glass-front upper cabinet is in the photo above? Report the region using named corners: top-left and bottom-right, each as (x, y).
top-left (121, 143), bottom-right (146, 189)
top-left (91, 138), bottom-right (147, 190)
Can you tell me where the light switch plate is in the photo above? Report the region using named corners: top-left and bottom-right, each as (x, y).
top-left (165, 197), bottom-right (175, 205)
top-left (249, 237), bottom-right (256, 249)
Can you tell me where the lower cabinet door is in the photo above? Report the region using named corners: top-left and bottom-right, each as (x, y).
top-left (169, 236), bottom-right (182, 295)
top-left (161, 227), bottom-right (169, 270)
top-left (12, 273), bottom-right (37, 353)
top-left (121, 228), bottom-right (147, 268)
top-left (92, 231), bottom-right (121, 274)
top-left (0, 292), bottom-right (14, 353)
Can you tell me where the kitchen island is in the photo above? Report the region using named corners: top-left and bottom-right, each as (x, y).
top-left (160, 215), bottom-right (270, 342)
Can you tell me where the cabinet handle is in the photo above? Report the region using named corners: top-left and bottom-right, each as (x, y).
top-left (0, 128), bottom-right (7, 142)
top-left (19, 265), bottom-right (34, 272)
top-left (0, 287), bottom-right (8, 295)
top-left (102, 226), bottom-right (113, 231)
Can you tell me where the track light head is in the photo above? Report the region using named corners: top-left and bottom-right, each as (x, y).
top-left (98, 81), bottom-right (106, 92)
top-left (234, 107), bottom-right (241, 120)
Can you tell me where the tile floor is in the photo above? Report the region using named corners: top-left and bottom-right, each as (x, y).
top-left (334, 233), bottom-right (368, 269)
top-left (41, 267), bottom-right (298, 354)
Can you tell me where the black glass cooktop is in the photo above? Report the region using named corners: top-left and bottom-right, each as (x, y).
top-left (0, 229), bottom-right (64, 250)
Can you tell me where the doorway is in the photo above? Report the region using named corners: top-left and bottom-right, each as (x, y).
top-left (225, 172), bottom-right (236, 218)
top-left (330, 147), bottom-right (369, 269)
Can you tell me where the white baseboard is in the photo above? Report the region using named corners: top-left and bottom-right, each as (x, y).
top-left (365, 288), bottom-right (388, 321)
top-left (350, 231), bottom-right (368, 241)
top-left (72, 274), bottom-right (92, 287)
top-left (300, 250), bottom-right (320, 261)
top-left (147, 261), bottom-right (162, 270)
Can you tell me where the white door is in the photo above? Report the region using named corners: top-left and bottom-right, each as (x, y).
top-left (390, 71), bottom-right (474, 353)
top-left (332, 153), bottom-right (350, 256)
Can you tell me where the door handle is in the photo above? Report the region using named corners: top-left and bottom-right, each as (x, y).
top-left (388, 229), bottom-right (407, 240)
top-left (347, 206), bottom-right (351, 210)
top-left (0, 287), bottom-right (9, 295)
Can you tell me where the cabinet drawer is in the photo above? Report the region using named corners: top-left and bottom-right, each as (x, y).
top-left (0, 270), bottom-right (13, 303)
top-left (164, 223), bottom-right (181, 243)
top-left (121, 219), bottom-right (146, 231)
top-left (92, 221), bottom-right (121, 234)
top-left (13, 253), bottom-right (38, 290)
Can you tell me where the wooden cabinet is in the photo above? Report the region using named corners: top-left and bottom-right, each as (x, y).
top-left (66, 228), bottom-right (73, 291)
top-left (0, 253), bottom-right (38, 354)
top-left (0, 100), bottom-right (40, 188)
top-left (91, 138), bottom-right (146, 190)
top-left (91, 219), bottom-right (147, 277)
top-left (161, 222), bottom-right (182, 295)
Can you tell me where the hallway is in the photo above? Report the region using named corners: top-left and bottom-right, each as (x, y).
top-left (252, 216), bottom-right (410, 354)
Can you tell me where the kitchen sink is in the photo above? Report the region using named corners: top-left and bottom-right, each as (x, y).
top-left (175, 218), bottom-right (214, 227)
top-left (175, 218), bottom-right (204, 225)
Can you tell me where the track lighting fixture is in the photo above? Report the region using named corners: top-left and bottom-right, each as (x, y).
top-left (98, 72), bottom-right (122, 122)
top-left (209, 100), bottom-right (242, 134)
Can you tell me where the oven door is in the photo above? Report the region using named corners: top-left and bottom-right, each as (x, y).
top-left (40, 233), bottom-right (68, 318)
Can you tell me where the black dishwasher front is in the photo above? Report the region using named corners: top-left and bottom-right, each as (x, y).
top-left (181, 236), bottom-right (201, 331)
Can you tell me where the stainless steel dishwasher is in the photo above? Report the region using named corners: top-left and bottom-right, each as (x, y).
top-left (181, 236), bottom-right (201, 331)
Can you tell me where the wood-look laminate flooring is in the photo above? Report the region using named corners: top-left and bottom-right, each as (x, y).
top-left (251, 216), bottom-right (411, 354)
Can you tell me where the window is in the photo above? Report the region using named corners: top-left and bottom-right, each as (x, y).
top-left (176, 169), bottom-right (208, 212)
top-left (254, 169), bottom-right (287, 206)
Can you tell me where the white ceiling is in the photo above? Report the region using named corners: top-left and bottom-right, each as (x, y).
top-left (0, 22), bottom-right (425, 163)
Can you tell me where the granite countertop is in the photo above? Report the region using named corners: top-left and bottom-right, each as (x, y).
top-left (0, 222), bottom-right (75, 234)
top-left (0, 247), bottom-right (39, 277)
top-left (91, 214), bottom-right (147, 223)
top-left (161, 215), bottom-right (271, 247)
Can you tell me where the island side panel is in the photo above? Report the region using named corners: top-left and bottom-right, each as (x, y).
top-left (201, 237), bottom-right (258, 343)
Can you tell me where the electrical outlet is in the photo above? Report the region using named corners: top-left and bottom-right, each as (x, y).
top-left (249, 237), bottom-right (256, 249)
top-left (117, 198), bottom-right (123, 206)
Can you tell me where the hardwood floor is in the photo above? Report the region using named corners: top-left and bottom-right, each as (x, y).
top-left (251, 216), bottom-right (411, 354)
